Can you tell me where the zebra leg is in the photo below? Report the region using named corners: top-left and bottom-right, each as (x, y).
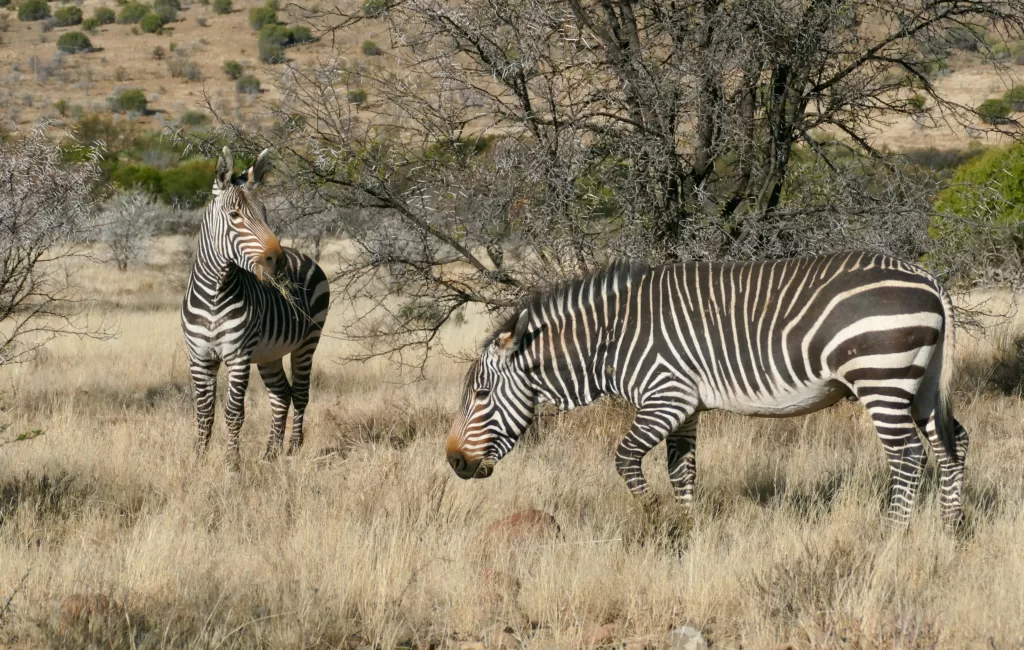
top-left (287, 337), bottom-right (320, 455)
top-left (666, 415), bottom-right (698, 507)
top-left (615, 402), bottom-right (687, 499)
top-left (189, 357), bottom-right (220, 459)
top-left (916, 412), bottom-right (970, 529)
top-left (223, 360), bottom-right (252, 471)
top-left (862, 394), bottom-right (926, 526)
top-left (257, 359), bottom-right (292, 461)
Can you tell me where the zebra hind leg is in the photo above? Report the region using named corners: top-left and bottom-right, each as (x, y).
top-left (860, 391), bottom-right (926, 527)
top-left (287, 337), bottom-right (320, 455)
top-left (257, 359), bottom-right (292, 461)
top-left (666, 415), bottom-right (698, 508)
top-left (189, 358), bottom-right (220, 459)
top-left (916, 410), bottom-right (970, 530)
top-left (223, 360), bottom-right (253, 471)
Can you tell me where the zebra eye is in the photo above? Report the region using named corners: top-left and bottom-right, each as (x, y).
top-left (475, 388), bottom-right (491, 400)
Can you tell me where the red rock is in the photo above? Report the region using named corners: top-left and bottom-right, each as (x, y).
top-left (484, 509), bottom-right (560, 541)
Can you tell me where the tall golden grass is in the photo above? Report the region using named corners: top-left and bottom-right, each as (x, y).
top-left (1, 239), bottom-right (1023, 649)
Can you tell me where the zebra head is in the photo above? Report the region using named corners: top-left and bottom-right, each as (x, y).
top-left (446, 309), bottom-right (535, 480)
top-left (210, 146), bottom-right (285, 282)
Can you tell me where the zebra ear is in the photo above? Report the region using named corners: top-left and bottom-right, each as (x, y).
top-left (247, 149), bottom-right (271, 189)
top-left (494, 309), bottom-right (530, 355)
top-left (215, 146), bottom-right (234, 191)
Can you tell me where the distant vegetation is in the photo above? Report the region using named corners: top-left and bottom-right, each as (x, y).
top-left (56, 31), bottom-right (93, 54)
top-left (17, 0), bottom-right (50, 21)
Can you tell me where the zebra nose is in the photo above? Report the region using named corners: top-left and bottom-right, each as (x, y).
top-left (447, 450), bottom-right (477, 479)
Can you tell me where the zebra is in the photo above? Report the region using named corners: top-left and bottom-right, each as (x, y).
top-left (181, 147), bottom-right (330, 468)
top-left (445, 252), bottom-right (969, 528)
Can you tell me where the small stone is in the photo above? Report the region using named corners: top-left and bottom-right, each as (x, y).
top-left (582, 623), bottom-right (619, 646)
top-left (668, 626), bottom-right (707, 650)
top-left (484, 509), bottom-right (560, 541)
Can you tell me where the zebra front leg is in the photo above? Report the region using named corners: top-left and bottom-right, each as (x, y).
top-left (189, 357), bottom-right (220, 459)
top-left (257, 359), bottom-right (292, 461)
top-left (223, 360), bottom-right (253, 471)
top-left (667, 415), bottom-right (698, 507)
top-left (615, 403), bottom-right (684, 502)
top-left (287, 337), bottom-right (320, 455)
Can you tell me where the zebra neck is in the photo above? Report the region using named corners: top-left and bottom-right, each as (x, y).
top-left (522, 303), bottom-right (611, 411)
top-left (189, 226), bottom-right (248, 295)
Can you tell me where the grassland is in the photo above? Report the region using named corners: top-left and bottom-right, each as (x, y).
top-left (1, 238), bottom-right (1024, 649)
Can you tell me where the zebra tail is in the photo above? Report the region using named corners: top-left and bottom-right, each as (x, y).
top-left (936, 287), bottom-right (958, 462)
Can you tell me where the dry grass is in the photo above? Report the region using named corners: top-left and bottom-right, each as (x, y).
top-left (2, 239), bottom-right (1024, 649)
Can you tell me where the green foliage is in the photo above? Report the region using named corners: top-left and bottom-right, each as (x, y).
top-left (1004, 86), bottom-right (1024, 111)
top-left (52, 5), bottom-right (82, 26)
top-left (978, 98), bottom-right (1012, 124)
top-left (94, 6), bottom-right (116, 23)
top-left (264, 0), bottom-right (278, 10)
top-left (362, 0), bottom-right (386, 18)
top-left (53, 99), bottom-right (68, 116)
top-left (222, 59), bottom-right (242, 79)
top-left (290, 25), bottom-right (313, 43)
top-left (139, 11), bottom-right (162, 32)
top-left (248, 5), bottom-right (274, 29)
top-left (18, 0), bottom-right (50, 22)
top-left (236, 74), bottom-right (260, 94)
top-left (110, 88), bottom-right (148, 114)
top-left (347, 88), bottom-right (367, 105)
top-left (111, 163), bottom-right (162, 195)
top-left (0, 0), bottom-right (10, 8)
top-left (152, 45), bottom-right (164, 59)
top-left (81, 17), bottom-right (98, 32)
top-left (211, 0), bottom-right (230, 14)
top-left (117, 2), bottom-right (148, 24)
top-left (258, 23), bottom-right (288, 62)
top-left (160, 160), bottom-right (215, 207)
top-left (180, 109), bottom-right (207, 125)
top-left (908, 94), bottom-right (926, 113)
top-left (152, 0), bottom-right (175, 22)
top-left (56, 31), bottom-right (92, 53)
top-left (934, 144), bottom-right (1024, 229)
top-left (361, 39), bottom-right (381, 56)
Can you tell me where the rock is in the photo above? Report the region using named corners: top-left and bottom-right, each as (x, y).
top-left (668, 626), bottom-right (707, 650)
top-left (457, 643), bottom-right (486, 650)
top-left (484, 509), bottom-right (560, 542)
top-left (582, 623), bottom-right (619, 646)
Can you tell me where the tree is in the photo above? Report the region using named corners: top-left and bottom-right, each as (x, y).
top-left (0, 126), bottom-right (110, 368)
top-left (202, 0), bottom-right (1024, 366)
top-left (99, 189), bottom-right (159, 271)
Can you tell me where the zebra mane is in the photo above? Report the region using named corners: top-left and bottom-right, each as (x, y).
top-left (482, 258), bottom-right (650, 349)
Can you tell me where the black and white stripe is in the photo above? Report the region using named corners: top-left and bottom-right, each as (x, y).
top-left (446, 252), bottom-right (967, 528)
top-left (181, 147), bottom-right (330, 468)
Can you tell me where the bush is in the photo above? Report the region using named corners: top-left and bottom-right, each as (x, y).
top-left (180, 109), bottom-right (207, 125)
top-left (152, 45), bottom-right (164, 59)
top-left (222, 59), bottom-right (242, 79)
top-left (152, 0), bottom-right (175, 22)
top-left (81, 17), bottom-right (98, 32)
top-left (1005, 86), bottom-right (1024, 111)
top-left (53, 5), bottom-right (82, 26)
top-left (908, 94), bottom-right (926, 114)
top-left (18, 0), bottom-right (50, 21)
top-left (139, 11), bottom-right (162, 32)
top-left (257, 24), bottom-right (312, 63)
top-left (167, 51), bottom-right (201, 80)
top-left (110, 88), bottom-right (148, 114)
top-left (236, 74), bottom-right (260, 95)
top-left (264, 0), bottom-right (278, 10)
top-left (248, 5), bottom-right (274, 29)
top-left (211, 0), bottom-right (230, 13)
top-left (117, 2), bottom-right (148, 24)
top-left (111, 164), bottom-right (162, 195)
top-left (361, 39), bottom-right (380, 56)
top-left (978, 98), bottom-right (1012, 124)
top-left (56, 31), bottom-right (92, 53)
top-left (362, 0), bottom-right (386, 18)
top-left (160, 159), bottom-right (215, 208)
top-left (347, 88), bottom-right (366, 105)
top-left (290, 25), bottom-right (313, 43)
top-left (94, 6), bottom-right (115, 24)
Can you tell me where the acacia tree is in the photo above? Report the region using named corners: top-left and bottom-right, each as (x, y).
top-left (0, 126), bottom-right (108, 368)
top-left (200, 0), bottom-right (1024, 365)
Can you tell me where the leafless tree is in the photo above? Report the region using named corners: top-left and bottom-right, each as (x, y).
top-left (99, 188), bottom-right (161, 272)
top-left (0, 125), bottom-right (111, 368)
top-left (194, 0), bottom-right (1024, 366)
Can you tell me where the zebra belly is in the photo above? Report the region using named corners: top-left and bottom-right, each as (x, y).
top-left (706, 380), bottom-right (850, 418)
top-left (250, 338), bottom-right (303, 364)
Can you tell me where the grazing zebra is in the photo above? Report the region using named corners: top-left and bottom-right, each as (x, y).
top-left (445, 252), bottom-right (968, 528)
top-left (181, 147), bottom-right (330, 468)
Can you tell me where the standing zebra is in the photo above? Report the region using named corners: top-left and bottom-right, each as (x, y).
top-left (181, 147), bottom-right (330, 468)
top-left (445, 252), bottom-right (968, 528)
